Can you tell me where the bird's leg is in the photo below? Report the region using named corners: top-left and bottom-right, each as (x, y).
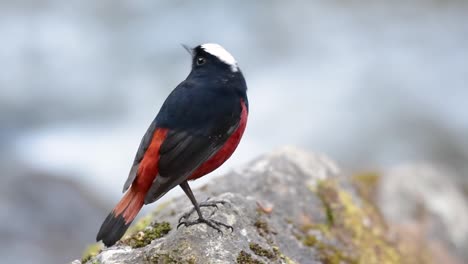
top-left (178, 197), bottom-right (229, 223)
top-left (177, 181), bottom-right (230, 223)
top-left (177, 181), bottom-right (233, 232)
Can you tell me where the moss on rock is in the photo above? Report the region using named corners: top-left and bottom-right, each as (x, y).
top-left (315, 180), bottom-right (400, 263)
top-left (302, 234), bottom-right (318, 247)
top-left (124, 200), bottom-right (173, 237)
top-left (80, 243), bottom-right (102, 263)
top-left (237, 250), bottom-right (264, 264)
top-left (298, 178), bottom-right (434, 264)
top-left (253, 219), bottom-right (271, 237)
top-left (126, 214), bottom-right (154, 236)
top-left (249, 243), bottom-right (277, 260)
top-left (122, 221), bottom-right (171, 248)
top-left (272, 247), bottom-right (298, 264)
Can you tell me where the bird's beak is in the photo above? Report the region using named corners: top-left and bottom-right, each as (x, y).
top-left (181, 44), bottom-right (193, 56)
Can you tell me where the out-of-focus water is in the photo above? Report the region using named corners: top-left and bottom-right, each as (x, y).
top-left (5, 1), bottom-right (468, 198)
top-left (1, 1), bottom-right (468, 262)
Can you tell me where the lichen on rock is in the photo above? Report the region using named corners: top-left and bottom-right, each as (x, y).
top-left (237, 250), bottom-right (264, 264)
top-left (81, 243), bottom-right (102, 263)
top-left (306, 179), bottom-right (400, 263)
top-left (121, 221), bottom-right (171, 248)
top-left (249, 243), bottom-right (277, 260)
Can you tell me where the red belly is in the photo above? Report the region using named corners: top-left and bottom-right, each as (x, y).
top-left (188, 99), bottom-right (248, 180)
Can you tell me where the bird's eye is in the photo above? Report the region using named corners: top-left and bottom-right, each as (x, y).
top-left (196, 57), bottom-right (206, 65)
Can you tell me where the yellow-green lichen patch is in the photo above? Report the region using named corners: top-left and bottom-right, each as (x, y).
top-left (302, 179), bottom-right (402, 264)
top-left (123, 221), bottom-right (171, 248)
top-left (237, 250), bottom-right (264, 264)
top-left (302, 234), bottom-right (318, 247)
top-left (249, 243), bottom-right (277, 260)
top-left (81, 242), bottom-right (102, 263)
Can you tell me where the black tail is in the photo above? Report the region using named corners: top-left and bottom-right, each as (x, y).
top-left (96, 212), bottom-right (131, 247)
top-left (96, 186), bottom-right (144, 246)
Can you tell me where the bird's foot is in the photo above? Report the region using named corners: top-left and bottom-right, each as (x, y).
top-left (177, 217), bottom-right (233, 233)
top-left (178, 199), bottom-right (229, 223)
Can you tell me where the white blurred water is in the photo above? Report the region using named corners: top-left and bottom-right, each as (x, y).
top-left (2, 1), bottom-right (468, 202)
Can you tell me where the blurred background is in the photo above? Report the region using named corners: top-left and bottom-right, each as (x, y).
top-left (1, 0), bottom-right (468, 263)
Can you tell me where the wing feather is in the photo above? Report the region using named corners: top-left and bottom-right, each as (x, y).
top-left (144, 123), bottom-right (238, 204)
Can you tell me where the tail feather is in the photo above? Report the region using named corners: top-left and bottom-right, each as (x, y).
top-left (96, 186), bottom-right (145, 246)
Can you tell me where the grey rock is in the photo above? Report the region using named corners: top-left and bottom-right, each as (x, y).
top-left (78, 147), bottom-right (339, 264)
top-left (96, 193), bottom-right (280, 264)
top-left (74, 147), bottom-right (458, 264)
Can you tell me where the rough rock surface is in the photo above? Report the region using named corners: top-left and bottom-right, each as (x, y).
top-left (74, 147), bottom-right (460, 264)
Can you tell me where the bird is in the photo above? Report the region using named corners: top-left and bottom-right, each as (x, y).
top-left (96, 43), bottom-right (248, 247)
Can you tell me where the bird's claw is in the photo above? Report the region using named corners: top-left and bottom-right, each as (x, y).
top-left (177, 217), bottom-right (233, 233)
top-left (178, 209), bottom-right (196, 223)
top-left (178, 200), bottom-right (229, 223)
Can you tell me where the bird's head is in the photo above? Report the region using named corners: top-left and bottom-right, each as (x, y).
top-left (183, 43), bottom-right (240, 76)
top-left (182, 43), bottom-right (247, 104)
